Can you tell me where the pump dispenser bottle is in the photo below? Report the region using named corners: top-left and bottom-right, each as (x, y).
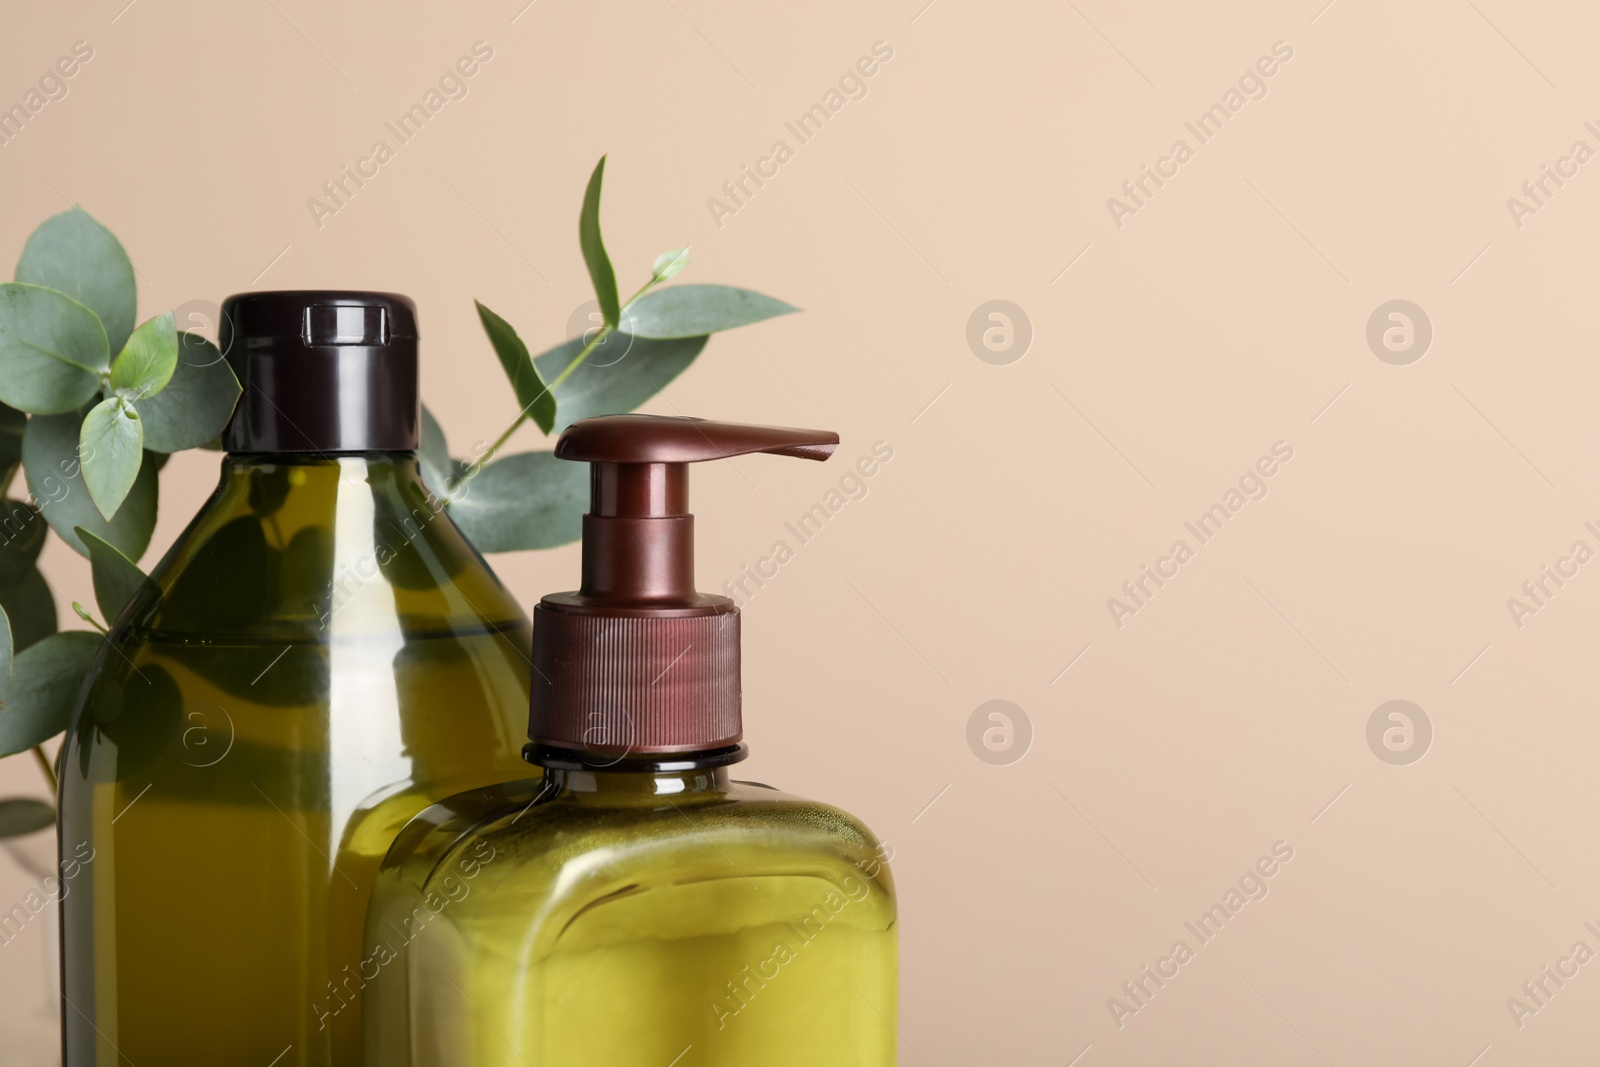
top-left (59, 292), bottom-right (534, 1066)
top-left (364, 415), bottom-right (898, 1066)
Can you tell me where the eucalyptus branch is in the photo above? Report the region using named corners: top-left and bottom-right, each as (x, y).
top-left (31, 745), bottom-right (57, 795)
top-left (478, 273), bottom-right (666, 462)
top-left (442, 159), bottom-right (796, 557)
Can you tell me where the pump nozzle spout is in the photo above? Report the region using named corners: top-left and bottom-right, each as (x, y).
top-left (555, 414), bottom-right (839, 467)
top-left (529, 414), bottom-right (839, 759)
top-left (556, 415), bottom-right (838, 605)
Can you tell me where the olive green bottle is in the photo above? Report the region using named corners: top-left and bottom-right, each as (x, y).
top-left (59, 292), bottom-right (533, 1066)
top-left (364, 415), bottom-right (898, 1066)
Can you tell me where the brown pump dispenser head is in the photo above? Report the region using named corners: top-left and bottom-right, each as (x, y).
top-left (529, 414), bottom-right (839, 762)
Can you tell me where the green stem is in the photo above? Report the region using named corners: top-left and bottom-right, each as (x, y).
top-left (475, 275), bottom-right (664, 467)
top-left (71, 603), bottom-right (108, 635)
top-left (477, 410), bottom-right (532, 471)
top-left (547, 323), bottom-right (612, 393)
top-left (32, 745), bottom-right (57, 796)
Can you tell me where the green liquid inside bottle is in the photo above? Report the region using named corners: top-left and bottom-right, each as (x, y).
top-left (364, 768), bottom-right (898, 1066)
top-left (59, 455), bottom-right (533, 1066)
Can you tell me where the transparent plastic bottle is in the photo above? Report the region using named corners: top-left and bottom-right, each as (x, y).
top-left (364, 415), bottom-right (898, 1066)
top-left (58, 293), bottom-right (533, 1066)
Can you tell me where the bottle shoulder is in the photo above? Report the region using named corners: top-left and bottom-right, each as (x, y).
top-left (380, 775), bottom-right (896, 904)
top-left (127, 454), bottom-right (526, 641)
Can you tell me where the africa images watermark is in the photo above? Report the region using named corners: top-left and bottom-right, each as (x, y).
top-left (709, 843), bottom-right (893, 1030)
top-left (720, 440), bottom-right (894, 609)
top-left (311, 838), bottom-right (496, 1031)
top-left (315, 440), bottom-right (494, 627)
top-left (1504, 520), bottom-right (1600, 630)
top-left (1106, 40), bottom-right (1295, 229)
top-left (1505, 922), bottom-right (1600, 1031)
top-left (706, 40), bottom-right (896, 229)
top-left (0, 841), bottom-right (95, 949)
top-left (306, 40), bottom-right (496, 229)
top-left (0, 40), bottom-right (95, 148)
top-left (1106, 441), bottom-right (1295, 629)
top-left (1505, 121), bottom-right (1600, 230)
top-left (0, 428), bottom-right (115, 555)
top-left (1106, 840), bottom-right (1295, 1029)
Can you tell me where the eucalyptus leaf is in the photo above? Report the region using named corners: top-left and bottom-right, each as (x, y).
top-left (419, 404), bottom-right (454, 500)
top-left (447, 450), bottom-right (587, 552)
top-left (14, 207), bottom-right (137, 354)
top-left (0, 798), bottom-right (55, 839)
top-left (110, 311), bottom-right (178, 400)
top-left (23, 411), bottom-right (158, 559)
top-left (247, 466), bottom-right (291, 517)
top-left (279, 525), bottom-right (332, 614)
top-left (77, 528), bottom-right (158, 626)
top-left (623, 284), bottom-right (799, 340)
top-left (0, 402), bottom-right (24, 486)
top-left (579, 156), bottom-right (620, 328)
top-left (474, 302), bottom-right (556, 435)
top-left (0, 568), bottom-right (56, 651)
top-left (161, 640), bottom-right (324, 712)
top-left (0, 498), bottom-right (46, 588)
top-left (80, 397), bottom-right (144, 520)
top-left (0, 631), bottom-right (101, 757)
top-left (373, 490), bottom-right (463, 590)
top-left (652, 246), bottom-right (691, 281)
top-left (88, 662), bottom-right (182, 779)
top-left (136, 333), bottom-right (240, 453)
top-left (158, 515), bottom-right (273, 633)
top-left (532, 333), bottom-right (709, 434)
top-left (0, 283), bottom-right (110, 414)
top-left (0, 605), bottom-right (12, 697)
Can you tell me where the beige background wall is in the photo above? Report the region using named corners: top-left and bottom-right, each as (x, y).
top-left (3, 0), bottom-right (1599, 1062)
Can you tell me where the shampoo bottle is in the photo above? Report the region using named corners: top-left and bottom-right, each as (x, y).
top-left (364, 415), bottom-right (897, 1066)
top-left (59, 292), bottom-right (534, 1066)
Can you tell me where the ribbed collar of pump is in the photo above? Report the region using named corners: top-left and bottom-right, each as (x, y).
top-left (527, 415), bottom-right (838, 759)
